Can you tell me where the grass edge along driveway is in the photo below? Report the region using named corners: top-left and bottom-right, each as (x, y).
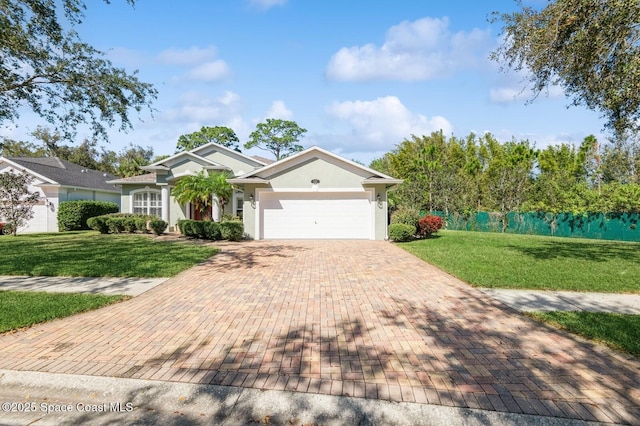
top-left (400, 230), bottom-right (640, 293)
top-left (0, 291), bottom-right (128, 334)
top-left (0, 231), bottom-right (219, 277)
top-left (400, 230), bottom-right (640, 355)
top-left (0, 231), bottom-right (218, 333)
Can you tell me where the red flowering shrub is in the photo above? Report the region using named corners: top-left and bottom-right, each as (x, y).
top-left (418, 215), bottom-right (443, 237)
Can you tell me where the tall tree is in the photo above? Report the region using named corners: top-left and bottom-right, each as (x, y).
top-left (244, 119), bottom-right (307, 160)
top-left (0, 170), bottom-right (41, 235)
top-left (491, 0), bottom-right (640, 139)
top-left (0, 0), bottom-right (157, 142)
top-left (480, 136), bottom-right (537, 231)
top-left (115, 143), bottom-right (154, 177)
top-left (176, 126), bottom-right (241, 153)
top-left (0, 138), bottom-right (45, 157)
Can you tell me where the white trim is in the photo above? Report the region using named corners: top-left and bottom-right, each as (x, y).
top-left (130, 188), bottom-right (163, 217)
top-left (253, 187), bottom-right (369, 193)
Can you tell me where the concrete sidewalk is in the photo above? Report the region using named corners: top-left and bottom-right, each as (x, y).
top-left (480, 288), bottom-right (640, 314)
top-left (2, 274), bottom-right (637, 314)
top-left (0, 276), bottom-right (168, 296)
top-left (0, 370), bottom-right (596, 426)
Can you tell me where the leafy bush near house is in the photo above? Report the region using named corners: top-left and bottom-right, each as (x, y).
top-left (149, 219), bottom-right (168, 235)
top-left (418, 215), bottom-right (444, 238)
top-left (391, 206), bottom-right (420, 231)
top-left (203, 221), bottom-right (221, 240)
top-left (87, 213), bottom-right (153, 234)
top-left (123, 216), bottom-right (138, 233)
top-left (135, 217), bottom-right (150, 233)
top-left (87, 216), bottom-right (109, 234)
top-left (220, 221), bottom-right (243, 241)
top-left (389, 223), bottom-right (416, 242)
top-left (57, 201), bottom-right (119, 231)
top-left (178, 219), bottom-right (243, 241)
top-left (106, 216), bottom-right (125, 234)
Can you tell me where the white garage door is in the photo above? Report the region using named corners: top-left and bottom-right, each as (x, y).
top-left (260, 192), bottom-right (373, 239)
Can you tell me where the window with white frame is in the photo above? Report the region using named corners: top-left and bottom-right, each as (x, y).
top-left (132, 190), bottom-right (162, 217)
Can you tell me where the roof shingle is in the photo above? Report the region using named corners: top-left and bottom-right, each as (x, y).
top-left (5, 157), bottom-right (119, 192)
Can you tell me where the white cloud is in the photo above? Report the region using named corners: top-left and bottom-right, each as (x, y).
top-left (265, 100), bottom-right (293, 120)
top-left (324, 96), bottom-right (452, 152)
top-left (160, 90), bottom-right (244, 126)
top-left (157, 46), bottom-right (219, 66)
top-left (186, 61), bottom-right (231, 81)
top-left (489, 68), bottom-right (565, 104)
top-left (326, 17), bottom-right (492, 81)
top-left (248, 0), bottom-right (287, 10)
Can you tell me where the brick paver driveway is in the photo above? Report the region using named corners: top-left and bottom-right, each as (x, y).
top-left (1, 241), bottom-right (638, 423)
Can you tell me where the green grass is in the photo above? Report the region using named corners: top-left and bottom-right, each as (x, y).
top-left (527, 311), bottom-right (640, 356)
top-left (401, 230), bottom-right (640, 292)
top-left (0, 291), bottom-right (128, 333)
top-left (0, 231), bottom-right (219, 277)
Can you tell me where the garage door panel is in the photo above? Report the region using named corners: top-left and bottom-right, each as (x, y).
top-left (260, 192), bottom-right (372, 239)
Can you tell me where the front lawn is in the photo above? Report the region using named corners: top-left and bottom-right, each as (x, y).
top-left (400, 230), bottom-right (640, 293)
top-left (0, 232), bottom-right (218, 277)
top-left (527, 311), bottom-right (640, 356)
top-left (0, 291), bottom-right (127, 333)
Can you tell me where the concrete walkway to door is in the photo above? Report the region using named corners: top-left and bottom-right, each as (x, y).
top-left (0, 241), bottom-right (637, 424)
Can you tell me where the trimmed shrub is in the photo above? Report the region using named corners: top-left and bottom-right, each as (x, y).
top-left (177, 219), bottom-right (192, 237)
top-left (391, 206), bottom-right (420, 230)
top-left (149, 219), bottom-right (168, 235)
top-left (57, 200), bottom-right (119, 231)
top-left (220, 221), bottom-right (244, 241)
top-left (123, 216), bottom-right (138, 233)
top-left (106, 216), bottom-right (125, 234)
top-left (203, 221), bottom-right (221, 240)
top-left (179, 219), bottom-right (243, 241)
top-left (87, 215), bottom-right (110, 234)
top-left (136, 217), bottom-right (150, 233)
top-left (418, 215), bottom-right (444, 238)
top-left (388, 223), bottom-right (415, 242)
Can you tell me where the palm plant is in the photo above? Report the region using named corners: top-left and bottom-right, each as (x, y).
top-left (171, 171), bottom-right (232, 220)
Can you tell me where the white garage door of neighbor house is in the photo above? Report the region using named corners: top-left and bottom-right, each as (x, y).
top-left (260, 192), bottom-right (373, 239)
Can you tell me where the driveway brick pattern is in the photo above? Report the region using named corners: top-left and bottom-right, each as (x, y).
top-left (0, 241), bottom-right (638, 424)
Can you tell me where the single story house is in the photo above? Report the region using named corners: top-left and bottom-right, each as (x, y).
top-left (109, 143), bottom-right (402, 240)
top-left (0, 157), bottom-right (121, 233)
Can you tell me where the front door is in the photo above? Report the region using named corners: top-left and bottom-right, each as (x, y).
top-left (191, 203), bottom-right (212, 220)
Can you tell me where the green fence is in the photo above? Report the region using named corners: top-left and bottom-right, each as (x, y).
top-left (431, 211), bottom-right (639, 242)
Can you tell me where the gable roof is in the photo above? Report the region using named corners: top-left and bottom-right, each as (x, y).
top-left (229, 146), bottom-right (402, 185)
top-left (141, 151), bottom-right (223, 172)
top-left (2, 157), bottom-right (119, 192)
top-left (192, 142), bottom-right (267, 166)
top-left (142, 142), bottom-right (267, 171)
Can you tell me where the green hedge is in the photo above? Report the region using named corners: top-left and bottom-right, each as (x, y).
top-left (87, 213), bottom-right (155, 234)
top-left (57, 201), bottom-right (119, 231)
top-left (178, 219), bottom-right (243, 241)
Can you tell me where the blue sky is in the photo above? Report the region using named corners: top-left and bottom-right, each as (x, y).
top-left (5, 0), bottom-right (605, 164)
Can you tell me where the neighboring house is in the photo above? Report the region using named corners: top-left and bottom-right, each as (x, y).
top-left (0, 157), bottom-right (120, 233)
top-left (110, 142), bottom-right (402, 240)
